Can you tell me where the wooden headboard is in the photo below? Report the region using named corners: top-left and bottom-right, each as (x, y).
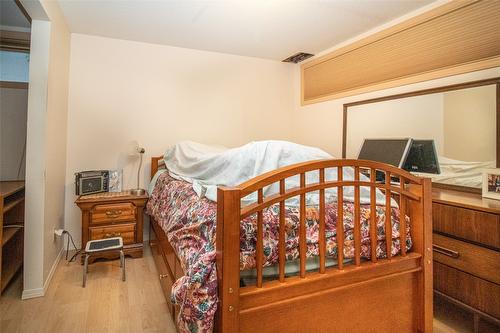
top-left (150, 156), bottom-right (165, 180)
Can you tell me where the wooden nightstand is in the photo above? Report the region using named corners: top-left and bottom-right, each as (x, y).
top-left (75, 191), bottom-right (148, 263)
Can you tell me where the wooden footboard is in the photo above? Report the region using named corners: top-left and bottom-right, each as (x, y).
top-left (150, 157), bottom-right (433, 332)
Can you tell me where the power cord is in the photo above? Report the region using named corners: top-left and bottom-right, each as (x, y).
top-left (58, 230), bottom-right (81, 263)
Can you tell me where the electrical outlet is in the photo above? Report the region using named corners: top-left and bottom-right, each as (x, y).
top-left (54, 229), bottom-right (65, 237)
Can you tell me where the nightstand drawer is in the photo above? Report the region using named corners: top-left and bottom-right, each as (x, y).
top-left (90, 203), bottom-right (136, 225)
top-left (90, 223), bottom-right (136, 244)
top-left (433, 233), bottom-right (500, 285)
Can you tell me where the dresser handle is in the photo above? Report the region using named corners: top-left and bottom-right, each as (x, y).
top-left (105, 210), bottom-right (122, 218)
top-left (433, 245), bottom-right (459, 258)
top-left (105, 232), bottom-right (122, 238)
top-left (159, 274), bottom-right (168, 279)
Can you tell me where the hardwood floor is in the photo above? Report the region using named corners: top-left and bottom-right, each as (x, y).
top-left (0, 244), bottom-right (474, 333)
top-left (0, 245), bottom-right (176, 333)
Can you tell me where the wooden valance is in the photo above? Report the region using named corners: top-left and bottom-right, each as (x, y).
top-left (301, 0), bottom-right (500, 105)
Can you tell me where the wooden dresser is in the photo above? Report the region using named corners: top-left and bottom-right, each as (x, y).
top-left (432, 187), bottom-right (500, 332)
top-left (76, 192), bottom-right (148, 263)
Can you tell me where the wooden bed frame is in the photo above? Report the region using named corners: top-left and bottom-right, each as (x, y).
top-left (149, 156), bottom-right (433, 332)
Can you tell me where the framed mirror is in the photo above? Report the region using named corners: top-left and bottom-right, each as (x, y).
top-left (342, 78), bottom-right (500, 193)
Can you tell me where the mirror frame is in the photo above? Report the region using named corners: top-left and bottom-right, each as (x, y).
top-left (342, 77), bottom-right (500, 193)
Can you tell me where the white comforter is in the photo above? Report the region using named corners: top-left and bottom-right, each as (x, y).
top-left (161, 140), bottom-right (391, 206)
top-left (413, 156), bottom-right (494, 188)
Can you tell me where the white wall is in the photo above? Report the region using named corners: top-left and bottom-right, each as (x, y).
top-left (346, 94), bottom-right (444, 157)
top-left (41, 0), bottom-right (71, 284)
top-left (64, 34), bottom-right (295, 245)
top-left (24, 18), bottom-right (50, 298)
top-left (23, 0), bottom-right (71, 298)
top-left (0, 87), bottom-right (27, 180)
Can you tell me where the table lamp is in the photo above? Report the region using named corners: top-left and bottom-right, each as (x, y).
top-left (129, 142), bottom-right (146, 196)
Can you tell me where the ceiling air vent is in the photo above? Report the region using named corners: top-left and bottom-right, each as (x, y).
top-left (282, 52), bottom-right (314, 63)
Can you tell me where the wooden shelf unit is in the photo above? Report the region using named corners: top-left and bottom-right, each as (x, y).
top-left (2, 227), bottom-right (21, 246)
top-left (0, 181), bottom-right (25, 294)
top-left (3, 197), bottom-right (25, 214)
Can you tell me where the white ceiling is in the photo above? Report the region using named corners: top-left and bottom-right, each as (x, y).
top-left (0, 0), bottom-right (30, 29)
top-left (58, 0), bottom-right (434, 61)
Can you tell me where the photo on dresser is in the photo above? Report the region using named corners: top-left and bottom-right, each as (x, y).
top-left (483, 168), bottom-right (500, 200)
top-left (108, 169), bottom-right (123, 192)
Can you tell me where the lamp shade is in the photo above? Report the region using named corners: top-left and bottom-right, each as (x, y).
top-left (127, 141), bottom-right (145, 157)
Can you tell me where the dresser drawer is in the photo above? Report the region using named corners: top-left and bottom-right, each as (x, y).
top-left (89, 223), bottom-right (136, 244)
top-left (433, 203), bottom-right (500, 250)
top-left (90, 202), bottom-right (136, 225)
top-left (434, 261), bottom-right (500, 319)
top-left (433, 233), bottom-right (500, 285)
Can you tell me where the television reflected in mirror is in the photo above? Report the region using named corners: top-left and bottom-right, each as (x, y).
top-left (403, 140), bottom-right (440, 174)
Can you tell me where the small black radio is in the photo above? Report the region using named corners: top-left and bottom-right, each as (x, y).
top-left (75, 170), bottom-right (109, 195)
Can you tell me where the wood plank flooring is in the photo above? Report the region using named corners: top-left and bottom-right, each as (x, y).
top-left (0, 244), bottom-right (471, 333)
top-left (0, 245), bottom-right (176, 333)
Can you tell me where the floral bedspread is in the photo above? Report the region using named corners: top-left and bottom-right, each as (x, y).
top-left (146, 172), bottom-right (412, 333)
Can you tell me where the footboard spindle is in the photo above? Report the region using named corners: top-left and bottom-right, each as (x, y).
top-left (256, 189), bottom-right (263, 287)
top-left (369, 168), bottom-right (378, 262)
top-left (400, 179), bottom-right (407, 257)
top-left (337, 166), bottom-right (344, 270)
top-left (385, 171), bottom-right (392, 259)
top-left (299, 173), bottom-right (306, 278)
top-left (319, 168), bottom-right (326, 274)
top-left (279, 180), bottom-right (286, 282)
top-left (354, 166), bottom-right (361, 266)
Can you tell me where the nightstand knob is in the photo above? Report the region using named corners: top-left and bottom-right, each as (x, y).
top-left (159, 274), bottom-right (168, 279)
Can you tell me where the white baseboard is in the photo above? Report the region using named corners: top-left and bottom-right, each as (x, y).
top-left (21, 247), bottom-right (63, 300)
top-left (21, 287), bottom-right (44, 300)
top-left (43, 247), bottom-right (63, 294)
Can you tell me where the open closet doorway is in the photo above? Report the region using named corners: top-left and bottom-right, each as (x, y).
top-left (0, 0), bottom-right (31, 297)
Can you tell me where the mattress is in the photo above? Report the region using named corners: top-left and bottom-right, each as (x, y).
top-left (146, 172), bottom-right (412, 333)
top-left (239, 256), bottom-right (349, 287)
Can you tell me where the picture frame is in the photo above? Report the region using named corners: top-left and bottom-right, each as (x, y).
top-left (108, 169), bottom-right (123, 192)
top-left (482, 168), bottom-right (500, 200)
